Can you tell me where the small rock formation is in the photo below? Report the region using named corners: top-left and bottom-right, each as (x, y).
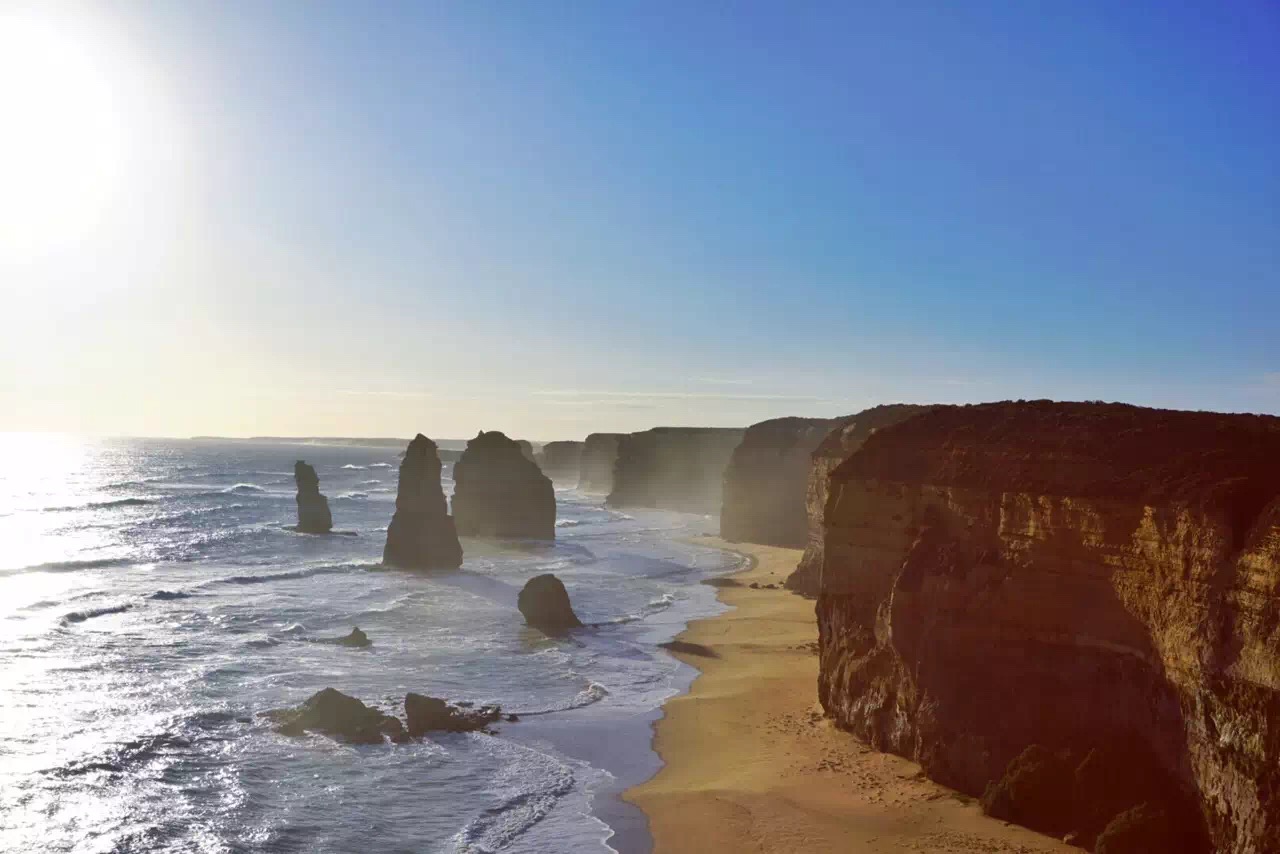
top-left (785, 404), bottom-right (932, 595)
top-left (517, 573), bottom-right (583, 634)
top-left (578, 433), bottom-right (624, 493)
top-left (606, 427), bottom-right (745, 514)
top-left (817, 400), bottom-right (1280, 853)
top-left (719, 417), bottom-right (839, 547)
top-left (451, 431), bottom-right (555, 539)
top-left (404, 693), bottom-right (501, 736)
top-left (294, 460), bottom-right (333, 533)
top-left (537, 440), bottom-right (584, 482)
top-left (265, 688), bottom-right (407, 744)
top-left (382, 434), bottom-right (463, 569)
top-left (336, 627), bottom-right (370, 647)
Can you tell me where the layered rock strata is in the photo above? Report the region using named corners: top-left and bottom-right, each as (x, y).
top-left (537, 440), bottom-right (584, 482)
top-left (817, 401), bottom-right (1280, 853)
top-left (578, 433), bottom-right (624, 493)
top-left (294, 460), bottom-right (333, 533)
top-left (786, 404), bottom-right (933, 594)
top-left (452, 431), bottom-right (555, 539)
top-left (720, 417), bottom-right (838, 547)
top-left (606, 427), bottom-right (745, 514)
top-left (382, 434), bottom-right (463, 569)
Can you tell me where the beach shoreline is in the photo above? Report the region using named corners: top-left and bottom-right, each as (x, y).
top-left (625, 536), bottom-right (1075, 854)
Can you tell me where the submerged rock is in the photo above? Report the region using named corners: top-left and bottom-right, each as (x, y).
top-left (577, 433), bottom-right (624, 493)
top-left (265, 688), bottom-right (407, 744)
top-left (294, 460), bottom-right (333, 533)
top-left (325, 626), bottom-right (370, 648)
top-left (451, 431), bottom-right (555, 540)
top-left (383, 434), bottom-right (463, 569)
top-left (404, 693), bottom-right (501, 736)
top-left (517, 573), bottom-right (583, 634)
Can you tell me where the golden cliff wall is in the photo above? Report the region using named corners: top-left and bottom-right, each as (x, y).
top-left (817, 401), bottom-right (1280, 853)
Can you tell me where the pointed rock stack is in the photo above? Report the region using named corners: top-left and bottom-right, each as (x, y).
top-left (452, 431), bottom-right (555, 540)
top-left (382, 434), bottom-right (463, 569)
top-left (294, 460), bottom-right (333, 533)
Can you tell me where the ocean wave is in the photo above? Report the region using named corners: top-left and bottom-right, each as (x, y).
top-left (369, 462), bottom-right (393, 468)
top-left (0, 557), bottom-right (134, 576)
top-left (340, 464), bottom-right (367, 470)
top-left (554, 519), bottom-right (582, 528)
top-left (510, 682), bottom-right (609, 717)
top-left (359, 479), bottom-right (382, 486)
top-left (45, 497), bottom-right (156, 512)
top-left (204, 563), bottom-right (370, 588)
top-left (48, 713), bottom-right (240, 778)
top-left (451, 742), bottom-right (576, 854)
top-left (224, 483), bottom-right (265, 494)
top-left (61, 603), bottom-right (132, 624)
top-left (336, 491), bottom-right (369, 501)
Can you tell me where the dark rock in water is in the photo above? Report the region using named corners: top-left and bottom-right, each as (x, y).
top-left (265, 688), bottom-right (407, 744)
top-left (294, 460), bottom-right (333, 533)
top-left (451, 431), bottom-right (555, 540)
top-left (383, 434), bottom-right (463, 569)
top-left (578, 433), bottom-right (624, 493)
top-left (506, 713), bottom-right (519, 723)
top-left (606, 427), bottom-right (744, 514)
top-left (537, 440), bottom-right (584, 482)
top-left (517, 573), bottom-right (583, 634)
top-left (404, 693), bottom-right (501, 736)
top-left (322, 626), bottom-right (370, 648)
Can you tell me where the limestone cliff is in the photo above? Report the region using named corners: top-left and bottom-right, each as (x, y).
top-left (382, 434), bottom-right (463, 569)
top-left (538, 441), bottom-right (584, 482)
top-left (606, 427), bottom-right (744, 515)
top-left (817, 401), bottom-right (1280, 853)
top-left (786, 404), bottom-right (933, 594)
top-left (578, 433), bottom-right (624, 493)
top-left (293, 460), bottom-right (333, 533)
top-left (719, 417), bottom-right (837, 547)
top-left (452, 431), bottom-right (555, 539)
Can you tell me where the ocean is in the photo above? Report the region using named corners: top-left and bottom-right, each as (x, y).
top-left (0, 435), bottom-right (738, 853)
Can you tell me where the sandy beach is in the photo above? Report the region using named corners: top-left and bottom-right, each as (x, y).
top-left (625, 537), bottom-right (1075, 854)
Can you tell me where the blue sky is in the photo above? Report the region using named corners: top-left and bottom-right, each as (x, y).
top-left (2, 0), bottom-right (1278, 438)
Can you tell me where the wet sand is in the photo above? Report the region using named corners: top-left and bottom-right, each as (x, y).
top-left (625, 537), bottom-right (1074, 854)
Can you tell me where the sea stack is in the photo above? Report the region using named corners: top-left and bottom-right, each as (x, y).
top-left (537, 440), bottom-right (584, 482)
top-left (606, 427), bottom-right (744, 514)
top-left (817, 401), bottom-right (1280, 852)
top-left (382, 434), bottom-right (463, 569)
top-left (578, 433), bottom-right (624, 493)
top-left (517, 573), bottom-right (583, 634)
top-left (719, 417), bottom-right (839, 547)
top-left (452, 431), bottom-right (555, 539)
top-left (294, 460), bottom-right (333, 533)
top-left (785, 404), bottom-right (933, 595)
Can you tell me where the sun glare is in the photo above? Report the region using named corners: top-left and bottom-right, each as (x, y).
top-left (0, 8), bottom-right (137, 256)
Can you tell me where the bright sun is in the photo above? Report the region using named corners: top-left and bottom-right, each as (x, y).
top-left (0, 7), bottom-right (137, 254)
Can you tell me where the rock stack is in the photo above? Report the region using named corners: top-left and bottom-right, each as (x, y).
top-left (537, 440), bottom-right (584, 482)
top-left (578, 433), bottom-right (624, 493)
top-left (294, 460), bottom-right (333, 533)
top-left (382, 434), bottom-right (463, 569)
top-left (452, 431), bottom-right (555, 539)
top-left (517, 573), bottom-right (583, 635)
top-left (606, 427), bottom-right (744, 514)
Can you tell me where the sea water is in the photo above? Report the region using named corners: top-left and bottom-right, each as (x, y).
top-left (0, 436), bottom-right (738, 853)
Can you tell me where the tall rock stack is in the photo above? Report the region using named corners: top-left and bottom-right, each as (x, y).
top-left (719, 417), bottom-right (838, 547)
top-left (785, 404), bottom-right (932, 594)
top-left (382, 434), bottom-right (463, 569)
top-left (452, 431), bottom-right (555, 540)
top-left (294, 460), bottom-right (333, 533)
top-left (578, 433), bottom-right (624, 493)
top-left (817, 401), bottom-right (1280, 853)
top-left (537, 440), bottom-right (584, 482)
top-left (606, 427), bottom-right (745, 515)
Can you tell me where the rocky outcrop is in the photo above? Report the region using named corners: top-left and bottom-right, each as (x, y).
top-left (404, 694), bottom-right (501, 735)
top-left (294, 460), bottom-right (333, 533)
top-left (452, 431), bottom-right (555, 539)
top-left (265, 688), bottom-right (408, 744)
top-left (382, 434), bottom-right (463, 569)
top-left (606, 427), bottom-right (745, 514)
top-left (516, 439), bottom-right (536, 463)
top-left (786, 404), bottom-right (933, 595)
top-left (538, 441), bottom-right (584, 482)
top-left (517, 573), bottom-right (583, 634)
top-left (817, 401), bottom-right (1280, 853)
top-left (578, 433), bottom-right (624, 493)
top-left (720, 417), bottom-right (838, 547)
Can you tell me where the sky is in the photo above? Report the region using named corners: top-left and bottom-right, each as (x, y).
top-left (1, 0), bottom-right (1277, 440)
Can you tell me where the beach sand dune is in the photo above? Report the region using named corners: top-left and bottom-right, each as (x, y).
top-left (626, 537), bottom-right (1074, 854)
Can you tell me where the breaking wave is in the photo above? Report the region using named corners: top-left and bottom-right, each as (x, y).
top-left (450, 741), bottom-right (576, 854)
top-left (62, 603), bottom-right (132, 624)
top-left (1, 557), bottom-right (134, 576)
top-left (46, 497), bottom-right (155, 512)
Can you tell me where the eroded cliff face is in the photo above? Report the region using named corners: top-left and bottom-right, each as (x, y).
top-left (719, 417), bottom-right (837, 547)
top-left (578, 433), bottom-right (623, 493)
top-left (538, 441), bottom-right (584, 482)
top-left (817, 401), bottom-right (1280, 853)
top-left (785, 404), bottom-right (932, 595)
top-left (452, 431), bottom-right (555, 539)
top-left (606, 427), bottom-right (744, 515)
